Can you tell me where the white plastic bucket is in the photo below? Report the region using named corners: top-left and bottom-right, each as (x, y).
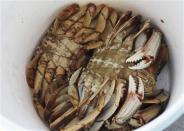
top-left (1, 0), bottom-right (184, 131)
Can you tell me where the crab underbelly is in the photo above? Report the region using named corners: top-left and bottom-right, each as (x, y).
top-left (87, 49), bottom-right (130, 79)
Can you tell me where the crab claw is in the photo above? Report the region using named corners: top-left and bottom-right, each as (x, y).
top-left (112, 75), bottom-right (144, 125)
top-left (126, 30), bottom-right (162, 70)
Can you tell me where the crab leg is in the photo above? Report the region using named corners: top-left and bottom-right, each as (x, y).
top-left (34, 55), bottom-right (53, 120)
top-left (95, 6), bottom-right (110, 33)
top-left (80, 79), bottom-right (115, 119)
top-left (100, 9), bottom-right (118, 42)
top-left (66, 3), bottom-right (96, 37)
top-left (75, 5), bottom-right (109, 44)
top-left (68, 85), bottom-right (79, 107)
top-left (51, 4), bottom-right (82, 34)
top-left (79, 79), bottom-right (115, 119)
top-left (83, 98), bottom-right (98, 129)
top-left (40, 61), bottom-right (56, 105)
top-left (143, 90), bottom-right (169, 104)
top-left (126, 29), bottom-right (162, 70)
top-left (49, 107), bottom-right (76, 129)
top-left (33, 53), bottom-right (48, 100)
top-left (64, 96), bottom-right (98, 130)
top-left (63, 96), bottom-right (98, 130)
top-left (128, 105), bottom-right (161, 128)
top-left (26, 52), bottom-right (41, 88)
top-left (84, 41), bottom-right (104, 50)
top-left (54, 88), bottom-right (68, 104)
top-left (144, 89), bottom-right (163, 98)
top-left (85, 8), bottom-right (119, 50)
top-left (136, 70), bottom-right (156, 94)
top-left (74, 28), bottom-right (94, 41)
top-left (90, 80), bottom-right (126, 131)
top-left (146, 43), bottom-right (169, 75)
top-left (134, 28), bottom-right (152, 51)
top-left (78, 71), bottom-right (94, 104)
top-left (111, 15), bottom-right (141, 44)
top-left (43, 66), bottom-right (67, 120)
top-left (105, 11), bottom-right (132, 45)
top-left (49, 87), bottom-right (93, 129)
top-left (44, 66), bottom-right (67, 106)
top-left (72, 3), bottom-right (98, 42)
top-left (129, 89), bottom-right (169, 128)
top-left (61, 4), bottom-right (87, 32)
top-left (58, 4), bottom-right (80, 21)
top-left (109, 15), bottom-right (141, 50)
top-left (68, 67), bottom-right (82, 107)
top-left (83, 3), bottom-right (97, 27)
top-left (34, 101), bottom-right (45, 120)
top-left (74, 80), bottom-right (115, 129)
top-left (78, 77), bottom-right (109, 118)
top-left (120, 20), bottom-right (151, 52)
top-left (103, 80), bottom-right (116, 105)
top-left (112, 75), bottom-right (144, 125)
top-left (53, 94), bottom-right (69, 108)
top-left (60, 93), bottom-right (105, 131)
top-left (49, 90), bottom-right (90, 129)
top-left (50, 90), bottom-right (101, 130)
top-left (106, 122), bottom-right (132, 131)
top-left (44, 87), bottom-right (67, 120)
top-left (49, 99), bottom-right (72, 122)
top-left (64, 117), bottom-right (80, 129)
top-left (45, 87), bottom-right (76, 125)
top-left (32, 54), bottom-right (51, 120)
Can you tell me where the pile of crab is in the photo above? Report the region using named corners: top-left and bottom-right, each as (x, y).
top-left (26, 3), bottom-right (169, 131)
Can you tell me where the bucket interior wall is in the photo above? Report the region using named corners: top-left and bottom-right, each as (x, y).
top-left (1, 1), bottom-right (184, 131)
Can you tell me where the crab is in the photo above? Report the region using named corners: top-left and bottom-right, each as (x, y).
top-left (26, 3), bottom-right (117, 119)
top-left (26, 3), bottom-right (169, 131)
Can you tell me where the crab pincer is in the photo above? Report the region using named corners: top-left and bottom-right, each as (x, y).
top-left (126, 30), bottom-right (162, 70)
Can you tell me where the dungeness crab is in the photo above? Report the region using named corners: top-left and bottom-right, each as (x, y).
top-left (26, 3), bottom-right (169, 131)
